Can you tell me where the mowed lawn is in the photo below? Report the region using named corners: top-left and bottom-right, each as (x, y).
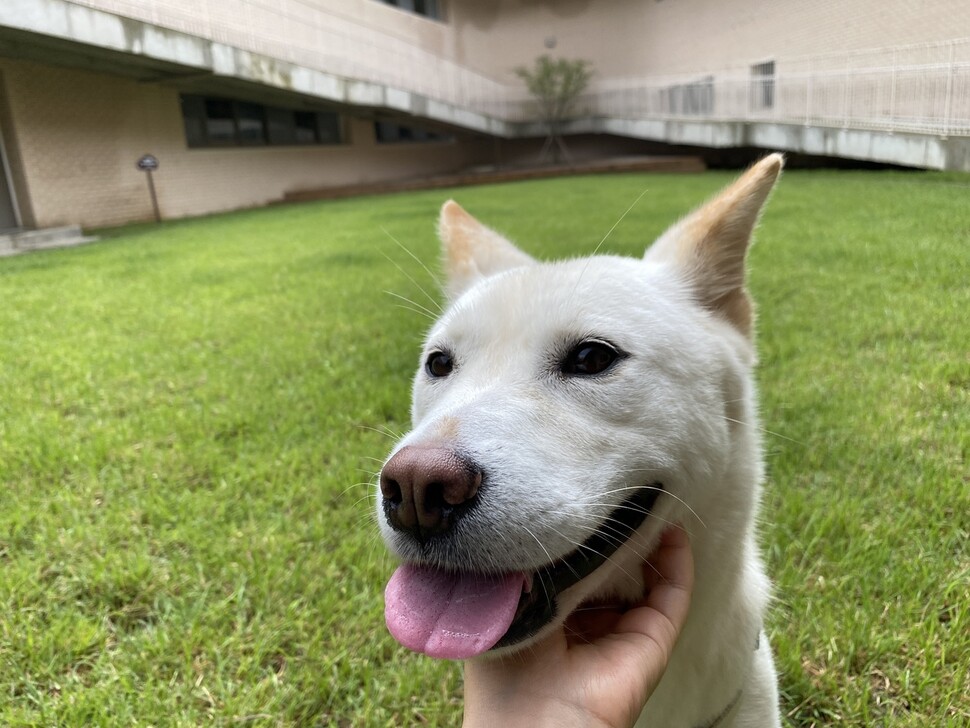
top-left (0, 168), bottom-right (967, 727)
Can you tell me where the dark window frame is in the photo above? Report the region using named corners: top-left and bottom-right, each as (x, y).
top-left (378, 0), bottom-right (444, 22)
top-left (750, 61), bottom-right (776, 110)
top-left (180, 95), bottom-right (345, 149)
top-left (374, 121), bottom-right (454, 144)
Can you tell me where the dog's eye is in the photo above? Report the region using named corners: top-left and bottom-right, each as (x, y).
top-left (425, 351), bottom-right (454, 378)
top-left (561, 341), bottom-right (621, 376)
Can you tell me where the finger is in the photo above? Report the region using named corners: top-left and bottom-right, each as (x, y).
top-left (564, 527), bottom-right (693, 717)
top-left (643, 525), bottom-right (693, 622)
top-left (614, 525), bottom-right (694, 653)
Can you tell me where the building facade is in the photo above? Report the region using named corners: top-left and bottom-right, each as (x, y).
top-left (1, 0), bottom-right (968, 230)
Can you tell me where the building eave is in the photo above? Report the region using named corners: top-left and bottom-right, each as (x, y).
top-left (0, 0), bottom-right (515, 135)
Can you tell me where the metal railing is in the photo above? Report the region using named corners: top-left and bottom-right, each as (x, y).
top-left (64, 0), bottom-right (970, 137)
top-left (590, 51), bottom-right (970, 137)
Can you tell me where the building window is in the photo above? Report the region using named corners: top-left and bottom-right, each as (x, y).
top-left (315, 113), bottom-right (344, 145)
top-left (181, 95), bottom-right (344, 148)
top-left (750, 61), bottom-right (775, 110)
top-left (204, 98), bottom-right (236, 146)
top-left (378, 0), bottom-right (443, 21)
top-left (235, 102), bottom-right (267, 146)
top-left (266, 107), bottom-right (299, 145)
top-left (294, 112), bottom-right (319, 144)
top-left (374, 121), bottom-right (453, 143)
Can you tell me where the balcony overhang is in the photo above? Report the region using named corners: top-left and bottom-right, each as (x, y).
top-left (0, 0), bottom-right (513, 134)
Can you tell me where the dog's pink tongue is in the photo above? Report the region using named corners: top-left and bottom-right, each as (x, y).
top-left (385, 564), bottom-right (525, 660)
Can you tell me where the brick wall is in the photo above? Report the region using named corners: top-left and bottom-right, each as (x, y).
top-left (0, 58), bottom-right (487, 229)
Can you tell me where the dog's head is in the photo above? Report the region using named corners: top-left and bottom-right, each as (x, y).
top-left (378, 155), bottom-right (782, 660)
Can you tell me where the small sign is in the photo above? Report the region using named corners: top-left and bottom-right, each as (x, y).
top-left (136, 154), bottom-right (159, 171)
top-left (136, 154), bottom-right (162, 222)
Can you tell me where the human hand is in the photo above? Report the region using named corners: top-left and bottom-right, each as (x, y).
top-left (462, 526), bottom-right (694, 728)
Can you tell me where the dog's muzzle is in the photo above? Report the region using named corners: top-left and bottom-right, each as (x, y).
top-left (379, 449), bottom-right (663, 660)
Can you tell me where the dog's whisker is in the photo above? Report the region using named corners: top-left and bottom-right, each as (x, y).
top-left (355, 424), bottom-right (403, 441)
top-left (537, 520), bottom-right (644, 591)
top-left (591, 186), bottom-right (650, 257)
top-left (382, 288), bottom-right (440, 318)
top-left (521, 524), bottom-right (564, 571)
top-left (571, 602), bottom-right (630, 613)
top-left (523, 526), bottom-right (581, 597)
top-left (381, 225), bottom-right (445, 293)
top-left (553, 466), bottom-right (669, 485)
top-left (349, 477), bottom-right (377, 491)
top-left (389, 299), bottom-right (438, 322)
top-left (574, 540), bottom-right (642, 590)
top-left (354, 490), bottom-right (377, 510)
top-left (579, 482), bottom-right (706, 528)
top-left (719, 415), bottom-right (804, 445)
top-left (352, 510), bottom-right (383, 536)
top-left (344, 478), bottom-right (377, 487)
top-left (533, 564), bottom-right (556, 613)
top-left (379, 246), bottom-right (443, 314)
top-left (544, 518), bottom-right (629, 554)
top-left (586, 482), bottom-right (665, 497)
top-left (533, 511), bottom-right (639, 551)
top-left (364, 529), bottom-right (391, 569)
top-left (578, 483), bottom-right (666, 498)
top-left (353, 491), bottom-right (379, 507)
top-left (350, 495), bottom-right (374, 516)
top-left (375, 423), bottom-right (407, 440)
top-left (570, 186), bottom-right (650, 299)
top-left (340, 481), bottom-right (377, 499)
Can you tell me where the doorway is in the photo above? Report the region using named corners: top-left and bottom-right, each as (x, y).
top-left (0, 132), bottom-right (18, 231)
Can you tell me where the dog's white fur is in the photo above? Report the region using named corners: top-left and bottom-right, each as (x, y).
top-left (379, 156), bottom-right (784, 727)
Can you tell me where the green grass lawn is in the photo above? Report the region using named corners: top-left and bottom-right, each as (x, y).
top-left (0, 168), bottom-right (967, 726)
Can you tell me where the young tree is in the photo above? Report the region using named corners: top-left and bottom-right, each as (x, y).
top-left (514, 55), bottom-right (593, 164)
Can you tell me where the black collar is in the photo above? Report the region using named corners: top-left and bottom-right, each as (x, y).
top-left (692, 627), bottom-right (762, 728)
top-left (693, 689), bottom-right (742, 728)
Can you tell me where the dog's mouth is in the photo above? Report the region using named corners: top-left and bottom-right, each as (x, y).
top-left (384, 483), bottom-right (663, 660)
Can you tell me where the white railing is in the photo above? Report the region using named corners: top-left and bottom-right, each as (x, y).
top-left (588, 63), bottom-right (970, 137)
top-left (588, 37), bottom-right (970, 137)
top-left (64, 0), bottom-right (970, 137)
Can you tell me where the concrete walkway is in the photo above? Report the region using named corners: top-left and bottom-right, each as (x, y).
top-left (0, 226), bottom-right (98, 257)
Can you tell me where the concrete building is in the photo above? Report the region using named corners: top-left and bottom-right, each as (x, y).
top-left (0, 0), bottom-right (968, 231)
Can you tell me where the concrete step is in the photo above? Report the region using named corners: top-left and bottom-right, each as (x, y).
top-left (0, 225), bottom-right (99, 257)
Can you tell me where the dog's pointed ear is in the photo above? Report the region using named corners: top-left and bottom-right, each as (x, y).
top-left (644, 154), bottom-right (783, 338)
top-left (439, 200), bottom-right (535, 301)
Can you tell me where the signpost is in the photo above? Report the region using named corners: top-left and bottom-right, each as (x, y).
top-left (136, 154), bottom-right (161, 222)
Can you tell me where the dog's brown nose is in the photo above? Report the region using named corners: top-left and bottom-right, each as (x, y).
top-left (380, 445), bottom-right (482, 542)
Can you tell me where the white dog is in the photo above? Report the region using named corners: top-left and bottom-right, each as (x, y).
top-left (378, 155), bottom-right (784, 727)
